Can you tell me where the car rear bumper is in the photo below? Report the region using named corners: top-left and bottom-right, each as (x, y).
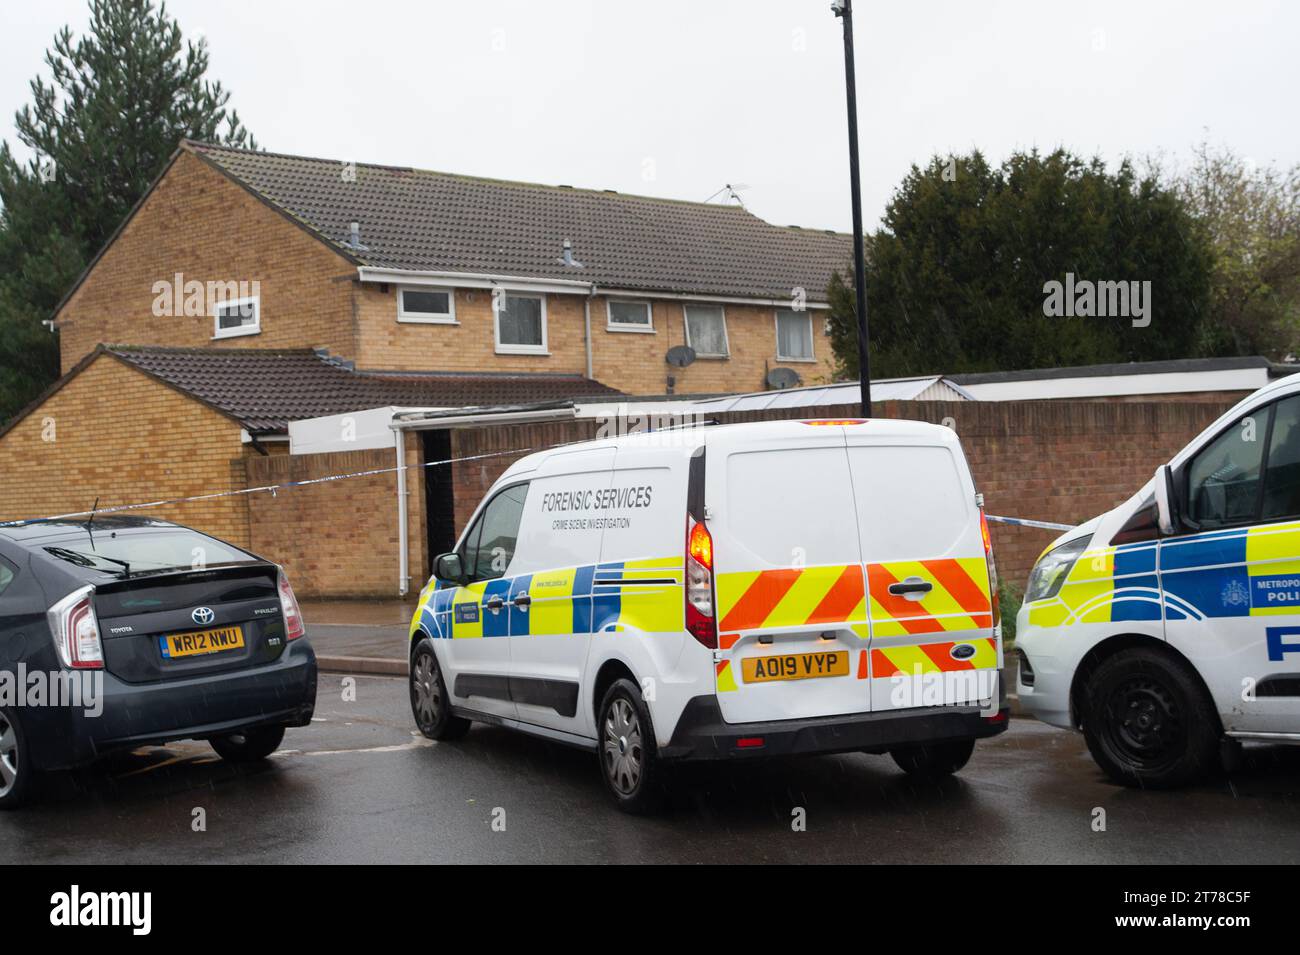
top-left (25, 639), bottom-right (317, 770)
top-left (661, 695), bottom-right (1009, 761)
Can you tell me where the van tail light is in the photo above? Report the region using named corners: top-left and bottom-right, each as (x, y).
top-left (980, 509), bottom-right (1001, 631)
top-left (278, 570), bottom-right (306, 641)
top-left (47, 585), bottom-right (104, 669)
top-left (685, 518), bottom-right (717, 649)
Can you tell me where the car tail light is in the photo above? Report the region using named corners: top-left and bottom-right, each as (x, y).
top-left (685, 518), bottom-right (717, 649)
top-left (801, 419), bottom-right (867, 426)
top-left (47, 585), bottom-right (104, 669)
top-left (278, 570), bottom-right (306, 641)
top-left (980, 509), bottom-right (1001, 630)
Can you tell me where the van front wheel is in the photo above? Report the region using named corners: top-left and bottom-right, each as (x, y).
top-left (1081, 647), bottom-right (1219, 789)
top-left (597, 678), bottom-right (666, 814)
top-left (890, 738), bottom-right (975, 778)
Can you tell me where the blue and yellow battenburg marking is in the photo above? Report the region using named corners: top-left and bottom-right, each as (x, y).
top-left (1028, 521), bottom-right (1300, 627)
top-left (410, 557), bottom-right (684, 641)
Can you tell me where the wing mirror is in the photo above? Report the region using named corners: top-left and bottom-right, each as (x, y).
top-left (434, 552), bottom-right (465, 583)
top-left (1153, 463), bottom-right (1178, 536)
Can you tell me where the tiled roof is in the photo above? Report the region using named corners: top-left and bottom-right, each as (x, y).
top-left (105, 345), bottom-right (621, 433)
top-left (187, 142), bottom-right (853, 303)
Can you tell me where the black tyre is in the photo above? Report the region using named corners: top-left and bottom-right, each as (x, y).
top-left (597, 678), bottom-right (666, 814)
top-left (410, 638), bottom-right (470, 741)
top-left (1081, 647), bottom-right (1219, 789)
top-left (890, 738), bottom-right (975, 778)
top-left (0, 707), bottom-right (34, 810)
top-left (210, 724), bottom-right (286, 763)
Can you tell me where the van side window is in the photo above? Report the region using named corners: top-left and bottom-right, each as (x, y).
top-left (1261, 396), bottom-right (1300, 522)
top-left (463, 483), bottom-right (529, 582)
top-left (1186, 408), bottom-right (1272, 529)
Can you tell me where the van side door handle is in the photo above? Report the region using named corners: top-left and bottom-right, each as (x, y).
top-left (513, 592), bottom-right (531, 609)
top-left (888, 580), bottom-right (933, 596)
top-left (485, 596), bottom-right (505, 614)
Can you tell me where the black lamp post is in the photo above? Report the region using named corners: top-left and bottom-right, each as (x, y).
top-left (832, 0), bottom-right (872, 415)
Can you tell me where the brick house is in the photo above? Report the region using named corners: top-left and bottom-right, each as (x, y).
top-left (53, 141), bottom-right (852, 393)
top-left (0, 141), bottom-right (854, 595)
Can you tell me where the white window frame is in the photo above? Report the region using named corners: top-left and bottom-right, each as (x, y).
top-left (606, 299), bottom-right (655, 333)
top-left (683, 304), bottom-right (730, 359)
top-left (397, 285), bottom-right (457, 324)
top-left (774, 308), bottom-right (816, 363)
top-left (212, 295), bottom-right (260, 340)
top-left (494, 292), bottom-right (548, 355)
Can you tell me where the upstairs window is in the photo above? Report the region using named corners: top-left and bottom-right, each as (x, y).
top-left (495, 294), bottom-right (547, 354)
top-left (607, 299), bottom-right (653, 332)
top-left (213, 296), bottom-right (259, 339)
top-left (684, 305), bottom-right (729, 358)
top-left (398, 287), bottom-right (456, 323)
top-left (776, 309), bottom-right (814, 361)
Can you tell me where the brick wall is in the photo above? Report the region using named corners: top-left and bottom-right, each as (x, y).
top-left (350, 286), bottom-right (837, 394)
top-left (56, 151), bottom-right (357, 373)
top-left (244, 433), bottom-right (426, 599)
top-left (0, 355), bottom-right (253, 544)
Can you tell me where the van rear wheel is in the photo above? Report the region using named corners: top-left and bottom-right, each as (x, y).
top-left (1081, 647), bottom-right (1219, 789)
top-left (890, 738), bottom-right (975, 778)
top-left (597, 678), bottom-right (666, 814)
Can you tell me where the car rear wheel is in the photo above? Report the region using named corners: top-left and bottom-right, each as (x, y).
top-left (410, 638), bottom-right (470, 741)
top-left (1081, 647), bottom-right (1219, 789)
top-left (598, 678), bottom-right (666, 814)
top-left (0, 708), bottom-right (33, 809)
top-left (890, 738), bottom-right (975, 778)
top-left (210, 724), bottom-right (286, 763)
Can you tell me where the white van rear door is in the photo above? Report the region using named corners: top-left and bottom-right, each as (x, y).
top-left (845, 436), bottom-right (998, 713)
top-left (708, 424), bottom-right (871, 723)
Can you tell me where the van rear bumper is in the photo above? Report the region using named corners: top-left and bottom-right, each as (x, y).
top-left (661, 696), bottom-right (1009, 761)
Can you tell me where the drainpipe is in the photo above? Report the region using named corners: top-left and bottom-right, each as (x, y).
top-left (395, 428), bottom-right (409, 597)
top-left (583, 284), bottom-right (597, 379)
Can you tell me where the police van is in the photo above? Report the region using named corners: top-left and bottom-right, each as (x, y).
top-left (408, 418), bottom-right (1008, 812)
top-left (1017, 374), bottom-right (1300, 787)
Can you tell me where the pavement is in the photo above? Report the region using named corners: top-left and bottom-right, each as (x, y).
top-left (300, 599), bottom-right (414, 676)
top-left (5, 671), bottom-right (1300, 864)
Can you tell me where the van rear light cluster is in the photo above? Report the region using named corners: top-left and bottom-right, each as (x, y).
top-left (278, 570), bottom-right (306, 641)
top-left (47, 585), bottom-right (104, 669)
top-left (685, 518), bottom-right (717, 649)
top-left (980, 510), bottom-right (1001, 630)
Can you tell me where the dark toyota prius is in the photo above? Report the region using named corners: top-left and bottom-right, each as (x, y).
top-left (0, 516), bottom-right (316, 808)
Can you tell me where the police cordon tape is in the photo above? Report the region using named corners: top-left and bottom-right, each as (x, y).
top-left (0, 447), bottom-right (535, 526)
top-left (985, 515), bottom-right (1074, 532)
top-left (0, 441), bottom-right (1075, 533)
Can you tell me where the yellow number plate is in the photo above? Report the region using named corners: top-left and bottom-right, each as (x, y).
top-left (741, 650), bottom-right (849, 683)
top-left (160, 626), bottom-right (245, 659)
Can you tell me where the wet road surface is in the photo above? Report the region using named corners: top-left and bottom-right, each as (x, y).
top-left (3, 673), bottom-right (1299, 864)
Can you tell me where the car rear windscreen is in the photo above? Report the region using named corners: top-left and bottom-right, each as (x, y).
top-left (41, 527), bottom-right (256, 576)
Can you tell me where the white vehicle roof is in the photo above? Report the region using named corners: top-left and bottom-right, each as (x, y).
top-left (497, 417), bottom-right (961, 485)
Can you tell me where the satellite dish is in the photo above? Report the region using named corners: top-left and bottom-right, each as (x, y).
top-left (766, 367), bottom-right (802, 390)
top-left (665, 345), bottom-right (697, 368)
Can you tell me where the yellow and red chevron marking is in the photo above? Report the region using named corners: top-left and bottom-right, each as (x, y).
top-left (716, 564), bottom-right (866, 633)
top-left (870, 637), bottom-right (998, 676)
top-left (866, 558), bottom-right (992, 636)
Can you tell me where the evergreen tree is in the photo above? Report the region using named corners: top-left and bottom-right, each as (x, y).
top-left (0, 0), bottom-right (255, 423)
top-left (827, 149), bottom-right (1215, 379)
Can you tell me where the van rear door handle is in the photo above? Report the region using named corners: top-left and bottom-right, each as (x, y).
top-left (888, 580), bottom-right (933, 596)
top-left (513, 593), bottom-right (531, 609)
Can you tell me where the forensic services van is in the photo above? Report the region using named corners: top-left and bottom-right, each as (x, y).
top-left (407, 418), bottom-right (1008, 812)
top-left (1017, 373), bottom-right (1300, 788)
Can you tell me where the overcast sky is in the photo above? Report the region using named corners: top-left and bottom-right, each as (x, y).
top-left (2, 0), bottom-right (1296, 233)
